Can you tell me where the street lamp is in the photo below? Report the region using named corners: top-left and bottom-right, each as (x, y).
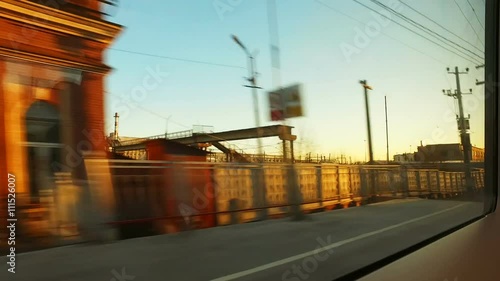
top-left (233, 34), bottom-right (269, 221)
top-left (232, 34), bottom-right (263, 160)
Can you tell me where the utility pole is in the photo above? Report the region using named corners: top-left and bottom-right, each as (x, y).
top-left (232, 35), bottom-right (268, 220)
top-left (384, 95), bottom-right (389, 163)
top-left (360, 80), bottom-right (375, 202)
top-left (364, 140), bottom-right (367, 163)
top-left (443, 66), bottom-right (474, 193)
top-left (232, 35), bottom-right (264, 160)
top-left (360, 80), bottom-right (374, 164)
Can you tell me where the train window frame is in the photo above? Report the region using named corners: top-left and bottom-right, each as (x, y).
top-left (338, 0), bottom-right (498, 279)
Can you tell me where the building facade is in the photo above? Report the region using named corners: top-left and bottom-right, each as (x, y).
top-left (472, 146), bottom-right (485, 162)
top-left (414, 143), bottom-right (485, 163)
top-left (0, 0), bottom-right (121, 245)
top-left (393, 153), bottom-right (416, 163)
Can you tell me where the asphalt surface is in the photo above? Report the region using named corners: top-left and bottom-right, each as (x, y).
top-left (0, 198), bottom-right (484, 281)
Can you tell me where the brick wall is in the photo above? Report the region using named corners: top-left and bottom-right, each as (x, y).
top-left (81, 72), bottom-right (106, 152)
top-left (0, 21), bottom-right (104, 64)
top-left (0, 0), bottom-right (120, 250)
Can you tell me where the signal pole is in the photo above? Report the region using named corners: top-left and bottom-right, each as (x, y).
top-left (443, 66), bottom-right (474, 193)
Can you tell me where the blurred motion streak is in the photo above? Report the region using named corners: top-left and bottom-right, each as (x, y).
top-left (87, 159), bottom-right (483, 240)
top-left (0, 0), bottom-right (122, 252)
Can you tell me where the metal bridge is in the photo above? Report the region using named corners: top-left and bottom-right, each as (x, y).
top-left (113, 125), bottom-right (295, 153)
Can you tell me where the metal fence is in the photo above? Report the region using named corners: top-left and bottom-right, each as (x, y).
top-left (88, 160), bottom-right (485, 238)
top-left (2, 160), bottom-right (485, 251)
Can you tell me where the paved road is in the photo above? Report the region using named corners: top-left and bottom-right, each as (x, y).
top-left (0, 199), bottom-right (484, 281)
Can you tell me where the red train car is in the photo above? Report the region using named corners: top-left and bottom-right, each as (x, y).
top-left (145, 139), bottom-right (216, 233)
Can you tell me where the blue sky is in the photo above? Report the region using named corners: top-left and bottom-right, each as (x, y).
top-left (103, 0), bottom-right (485, 161)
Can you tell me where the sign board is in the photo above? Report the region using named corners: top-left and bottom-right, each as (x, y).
top-left (268, 83), bottom-right (303, 121)
top-left (269, 90), bottom-right (285, 121)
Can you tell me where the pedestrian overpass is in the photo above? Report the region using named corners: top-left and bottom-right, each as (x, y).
top-left (113, 125), bottom-right (296, 162)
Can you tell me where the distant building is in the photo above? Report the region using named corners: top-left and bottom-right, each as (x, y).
top-left (414, 143), bottom-right (484, 163)
top-left (472, 147), bottom-right (485, 162)
top-left (393, 153), bottom-right (416, 163)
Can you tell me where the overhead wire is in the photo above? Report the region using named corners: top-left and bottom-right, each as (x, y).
top-left (397, 0), bottom-right (483, 54)
top-left (314, 0), bottom-right (448, 66)
top-left (106, 90), bottom-right (276, 154)
top-left (109, 48), bottom-right (245, 70)
top-left (352, 0), bottom-right (482, 65)
top-left (106, 47), bottom-right (279, 156)
top-left (104, 49), bottom-right (270, 155)
top-left (453, 0), bottom-right (485, 48)
top-left (466, 0), bottom-right (485, 31)
top-left (369, 0), bottom-right (484, 62)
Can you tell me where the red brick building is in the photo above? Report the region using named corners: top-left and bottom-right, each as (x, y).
top-left (0, 0), bottom-right (122, 243)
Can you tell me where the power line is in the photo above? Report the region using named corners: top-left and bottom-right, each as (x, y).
top-left (398, 0), bottom-right (483, 54)
top-left (314, 0), bottom-right (448, 65)
top-left (369, 0), bottom-right (484, 62)
top-left (109, 48), bottom-right (245, 69)
top-left (107, 93), bottom-right (179, 130)
top-left (454, 0), bottom-right (485, 48)
top-left (352, 0), bottom-right (482, 65)
top-left (466, 0), bottom-right (485, 31)
top-left (366, 0), bottom-right (483, 64)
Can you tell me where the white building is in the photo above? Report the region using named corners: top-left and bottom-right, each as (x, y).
top-left (393, 153), bottom-right (415, 163)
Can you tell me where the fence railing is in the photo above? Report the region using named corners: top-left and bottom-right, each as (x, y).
top-left (116, 130), bottom-right (195, 147)
top-left (3, 160), bottom-right (485, 251)
top-left (87, 160), bottom-right (485, 238)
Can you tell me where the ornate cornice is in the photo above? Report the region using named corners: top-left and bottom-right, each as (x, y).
top-left (0, 0), bottom-right (122, 45)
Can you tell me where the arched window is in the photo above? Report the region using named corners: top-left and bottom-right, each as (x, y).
top-left (25, 100), bottom-right (61, 201)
